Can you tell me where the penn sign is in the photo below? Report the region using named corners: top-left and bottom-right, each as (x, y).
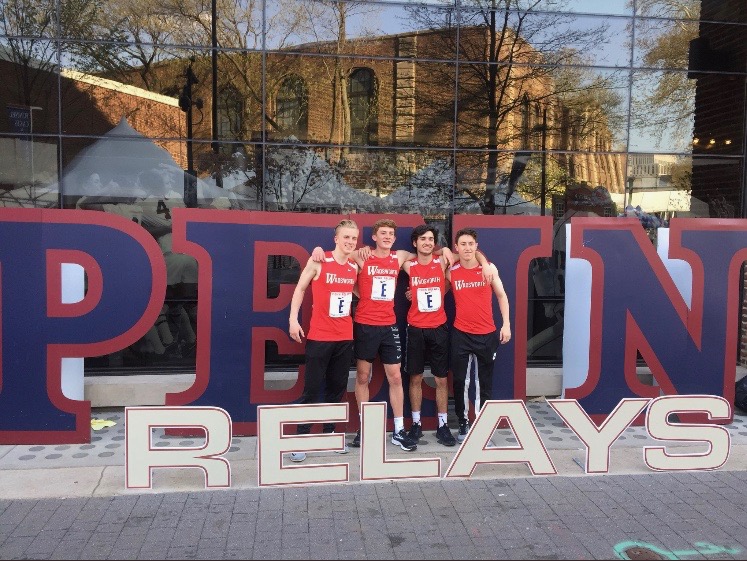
top-left (0, 209), bottom-right (742, 483)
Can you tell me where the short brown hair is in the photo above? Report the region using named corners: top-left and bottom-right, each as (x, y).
top-left (454, 228), bottom-right (478, 244)
top-left (372, 219), bottom-right (397, 234)
top-left (335, 219), bottom-right (359, 235)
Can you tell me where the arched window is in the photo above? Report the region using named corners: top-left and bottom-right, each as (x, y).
top-left (276, 75), bottom-right (308, 139)
top-left (348, 68), bottom-right (378, 146)
top-left (217, 86), bottom-right (243, 141)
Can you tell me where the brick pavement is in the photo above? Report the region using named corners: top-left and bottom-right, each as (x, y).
top-left (2, 471), bottom-right (747, 560)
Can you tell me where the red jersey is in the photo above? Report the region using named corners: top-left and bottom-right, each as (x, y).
top-left (450, 263), bottom-right (496, 335)
top-left (308, 252), bottom-right (358, 341)
top-left (407, 257), bottom-right (447, 328)
top-left (354, 252), bottom-right (400, 326)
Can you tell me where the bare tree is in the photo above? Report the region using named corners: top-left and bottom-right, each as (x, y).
top-left (406, 0), bottom-right (614, 213)
top-left (632, 0), bottom-right (699, 149)
top-left (1, 0), bottom-right (98, 108)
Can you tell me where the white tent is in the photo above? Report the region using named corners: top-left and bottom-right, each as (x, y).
top-left (262, 143), bottom-right (382, 212)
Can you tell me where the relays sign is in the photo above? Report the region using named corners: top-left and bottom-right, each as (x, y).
top-left (124, 395), bottom-right (732, 488)
top-left (0, 209), bottom-right (742, 455)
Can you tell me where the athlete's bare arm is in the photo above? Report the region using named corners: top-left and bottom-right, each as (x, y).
top-left (489, 264), bottom-right (511, 344)
top-left (310, 246), bottom-right (325, 262)
top-left (288, 257), bottom-right (322, 343)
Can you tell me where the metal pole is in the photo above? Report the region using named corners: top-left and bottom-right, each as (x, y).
top-left (211, 0), bottom-right (222, 188)
top-left (180, 62), bottom-right (199, 208)
top-left (28, 106), bottom-right (42, 204)
top-left (540, 108), bottom-right (547, 216)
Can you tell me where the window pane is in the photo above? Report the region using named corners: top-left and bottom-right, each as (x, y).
top-left (457, 8), bottom-right (631, 68)
top-left (267, 0), bottom-right (457, 59)
top-left (455, 149), bottom-right (624, 217)
top-left (629, 69), bottom-right (696, 153)
top-left (530, 0), bottom-right (631, 17)
top-left (275, 76), bottom-right (309, 140)
top-left (457, 65), bottom-right (629, 154)
top-left (634, 17), bottom-right (700, 71)
top-left (0, 137), bottom-right (60, 207)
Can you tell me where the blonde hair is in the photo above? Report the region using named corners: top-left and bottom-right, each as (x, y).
top-left (372, 218), bottom-right (397, 234)
top-left (335, 219), bottom-right (359, 235)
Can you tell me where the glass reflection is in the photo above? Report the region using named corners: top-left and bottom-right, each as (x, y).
top-left (457, 8), bottom-right (630, 68)
top-left (267, 0), bottom-right (457, 56)
top-left (633, 17), bottom-right (699, 70)
top-left (629, 70), bottom-right (695, 153)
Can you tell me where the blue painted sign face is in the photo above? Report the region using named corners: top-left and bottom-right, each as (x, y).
top-left (565, 219), bottom-right (744, 422)
top-left (6, 105), bottom-right (31, 134)
top-left (0, 209), bottom-right (741, 444)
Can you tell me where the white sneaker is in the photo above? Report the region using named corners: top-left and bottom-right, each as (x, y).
top-left (334, 444), bottom-right (350, 454)
top-left (289, 452), bottom-right (306, 462)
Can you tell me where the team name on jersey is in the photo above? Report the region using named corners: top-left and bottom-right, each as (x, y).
top-left (367, 266), bottom-right (398, 276)
top-left (453, 279), bottom-right (486, 290)
top-left (412, 276), bottom-right (441, 286)
top-left (325, 273), bottom-right (356, 285)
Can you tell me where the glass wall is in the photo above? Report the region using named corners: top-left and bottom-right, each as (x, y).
top-left (0, 0), bottom-right (745, 372)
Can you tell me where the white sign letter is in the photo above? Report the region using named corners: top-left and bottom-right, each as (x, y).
top-left (644, 395), bottom-right (731, 471)
top-left (445, 401), bottom-right (556, 478)
top-left (359, 402), bottom-right (440, 481)
top-left (548, 398), bottom-right (650, 473)
top-left (257, 403), bottom-right (349, 486)
top-left (125, 406), bottom-right (231, 489)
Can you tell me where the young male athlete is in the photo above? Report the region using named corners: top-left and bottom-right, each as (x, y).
top-left (347, 219), bottom-right (420, 450)
top-left (401, 224), bottom-right (456, 446)
top-left (287, 219), bottom-right (360, 462)
top-left (447, 228), bottom-right (511, 442)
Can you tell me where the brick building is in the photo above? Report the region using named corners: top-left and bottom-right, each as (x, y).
top-left (114, 26), bottom-right (625, 202)
top-left (0, 50), bottom-right (184, 194)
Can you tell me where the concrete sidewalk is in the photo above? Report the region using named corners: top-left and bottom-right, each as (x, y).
top-left (2, 403), bottom-right (747, 559)
top-left (2, 472), bottom-right (747, 559)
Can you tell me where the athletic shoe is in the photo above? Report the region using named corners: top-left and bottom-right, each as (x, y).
top-left (407, 422), bottom-right (423, 442)
top-left (436, 424), bottom-right (456, 447)
top-left (289, 452), bottom-right (306, 462)
top-left (457, 420), bottom-right (471, 442)
top-left (391, 429), bottom-right (418, 451)
top-left (350, 430), bottom-right (361, 448)
top-left (334, 444), bottom-right (350, 454)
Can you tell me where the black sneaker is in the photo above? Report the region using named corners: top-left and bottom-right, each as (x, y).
top-left (391, 429), bottom-right (418, 451)
top-left (457, 420), bottom-right (471, 442)
top-left (407, 422), bottom-right (423, 442)
top-left (350, 430), bottom-right (361, 448)
top-left (436, 424), bottom-right (456, 447)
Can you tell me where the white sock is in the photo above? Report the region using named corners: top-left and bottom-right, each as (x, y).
top-left (412, 411), bottom-right (421, 424)
top-left (438, 413), bottom-right (448, 427)
top-left (394, 417), bottom-right (404, 433)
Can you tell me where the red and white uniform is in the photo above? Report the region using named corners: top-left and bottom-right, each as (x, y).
top-left (308, 252), bottom-right (358, 341)
top-left (407, 257), bottom-right (447, 328)
top-left (450, 263), bottom-right (496, 335)
top-left (355, 252), bottom-right (400, 326)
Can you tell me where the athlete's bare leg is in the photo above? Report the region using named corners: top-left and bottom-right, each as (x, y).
top-left (435, 376), bottom-right (449, 416)
top-left (355, 359), bottom-right (372, 410)
top-left (409, 373), bottom-right (423, 415)
top-left (383, 363), bottom-right (405, 418)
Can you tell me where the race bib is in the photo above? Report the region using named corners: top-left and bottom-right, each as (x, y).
top-left (371, 276), bottom-right (395, 301)
top-left (329, 292), bottom-right (352, 318)
top-left (417, 287), bottom-right (442, 312)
